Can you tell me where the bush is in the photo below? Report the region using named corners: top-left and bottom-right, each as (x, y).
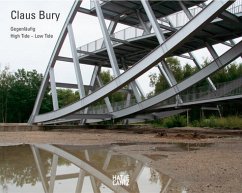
top-left (162, 115), bottom-right (187, 128)
top-left (192, 116), bottom-right (242, 129)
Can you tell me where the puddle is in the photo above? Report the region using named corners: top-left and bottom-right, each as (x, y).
top-left (154, 143), bottom-right (214, 152)
top-left (0, 144), bottom-right (188, 193)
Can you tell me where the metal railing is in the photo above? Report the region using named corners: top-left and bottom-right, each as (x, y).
top-left (79, 0), bottom-right (242, 55)
top-left (87, 77), bottom-right (242, 114)
top-left (78, 26), bottom-right (144, 55)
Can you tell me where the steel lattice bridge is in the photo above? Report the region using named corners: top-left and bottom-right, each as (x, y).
top-left (28, 0), bottom-right (242, 125)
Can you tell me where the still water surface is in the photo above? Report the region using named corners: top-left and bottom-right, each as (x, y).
top-left (0, 144), bottom-right (188, 193)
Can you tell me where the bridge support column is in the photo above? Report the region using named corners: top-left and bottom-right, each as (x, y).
top-left (96, 74), bottom-right (114, 113)
top-left (136, 10), bottom-right (151, 35)
top-left (31, 146), bottom-right (49, 193)
top-left (178, 1), bottom-right (217, 91)
top-left (122, 60), bottom-right (142, 103)
top-left (206, 43), bottom-right (223, 68)
top-left (28, 1), bottom-right (82, 124)
top-left (49, 154), bottom-right (58, 193)
top-left (75, 169), bottom-right (85, 193)
top-left (87, 65), bottom-right (113, 113)
top-left (141, 0), bottom-right (182, 103)
top-left (94, 0), bottom-right (120, 78)
top-left (82, 65), bottom-right (113, 124)
top-left (49, 67), bottom-right (59, 110)
top-left (188, 52), bottom-right (217, 91)
top-left (101, 20), bottom-right (118, 49)
top-left (125, 86), bottom-right (132, 108)
top-left (68, 24), bottom-right (86, 98)
top-left (84, 150), bottom-right (101, 193)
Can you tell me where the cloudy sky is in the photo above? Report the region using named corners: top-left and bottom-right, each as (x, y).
top-left (0, 0), bottom-right (241, 94)
top-left (0, 0), bottom-right (131, 89)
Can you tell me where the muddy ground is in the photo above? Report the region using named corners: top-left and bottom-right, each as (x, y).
top-left (0, 126), bottom-right (242, 193)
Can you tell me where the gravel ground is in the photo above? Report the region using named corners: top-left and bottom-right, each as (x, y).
top-left (0, 127), bottom-right (242, 193)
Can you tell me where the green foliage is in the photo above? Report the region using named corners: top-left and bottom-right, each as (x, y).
top-left (211, 63), bottom-right (242, 83)
top-left (0, 67), bottom-right (14, 122)
top-left (0, 67), bottom-right (52, 122)
top-left (166, 57), bottom-right (183, 81)
top-left (162, 115), bottom-right (187, 128)
top-left (149, 57), bottom-right (242, 97)
top-left (57, 89), bottom-right (79, 108)
top-left (0, 67), bottom-right (53, 122)
top-left (148, 57), bottom-right (198, 95)
top-left (94, 70), bottom-right (126, 105)
top-left (99, 70), bottom-right (113, 85)
top-left (149, 115), bottom-right (187, 128)
top-left (192, 116), bottom-right (242, 129)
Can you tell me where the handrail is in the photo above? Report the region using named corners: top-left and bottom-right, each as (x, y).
top-left (87, 77), bottom-right (242, 114)
top-left (78, 0), bottom-right (242, 55)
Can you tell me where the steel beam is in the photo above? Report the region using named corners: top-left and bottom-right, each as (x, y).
top-left (157, 63), bottom-right (172, 87)
top-left (68, 24), bottom-right (86, 98)
top-left (49, 154), bottom-right (58, 193)
top-left (75, 169), bottom-right (86, 193)
top-left (188, 52), bottom-right (217, 91)
top-left (136, 10), bottom-right (150, 35)
top-left (83, 66), bottom-right (100, 122)
top-left (122, 61), bottom-right (142, 103)
top-left (206, 43), bottom-right (223, 68)
top-left (28, 0), bottom-right (82, 123)
top-left (84, 150), bottom-right (100, 193)
top-left (125, 86), bottom-right (132, 107)
top-left (101, 20), bottom-right (118, 48)
top-left (56, 56), bottom-right (73, 62)
top-left (77, 50), bottom-right (107, 60)
top-left (129, 162), bottom-right (144, 185)
top-left (103, 151), bottom-right (112, 170)
top-left (94, 0), bottom-right (120, 77)
top-left (176, 4), bottom-right (217, 91)
top-left (220, 10), bottom-right (240, 23)
top-left (65, 113), bottom-right (113, 119)
top-left (179, 54), bottom-right (193, 60)
top-left (135, 80), bottom-right (145, 99)
top-left (161, 178), bottom-right (172, 193)
top-left (86, 66), bottom-right (99, 92)
top-left (49, 67), bottom-right (59, 110)
top-left (141, 0), bottom-right (181, 103)
top-left (96, 75), bottom-right (114, 112)
top-left (179, 1), bottom-right (193, 20)
top-left (31, 146), bottom-right (49, 193)
top-left (141, 0), bottom-right (165, 43)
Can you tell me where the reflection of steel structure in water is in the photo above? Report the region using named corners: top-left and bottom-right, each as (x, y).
top-left (28, 0), bottom-right (242, 125)
top-left (30, 144), bottom-right (174, 193)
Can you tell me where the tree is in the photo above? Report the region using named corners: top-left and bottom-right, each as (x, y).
top-left (148, 57), bottom-right (186, 95)
top-left (148, 58), bottom-right (242, 117)
top-left (94, 70), bottom-right (126, 105)
top-left (0, 67), bottom-right (14, 122)
top-left (0, 68), bottom-right (52, 123)
top-left (8, 69), bottom-right (51, 122)
top-left (57, 89), bottom-right (79, 108)
top-left (99, 70), bottom-right (112, 85)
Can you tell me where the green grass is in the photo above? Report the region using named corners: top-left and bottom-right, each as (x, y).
top-left (192, 116), bottom-right (242, 129)
top-left (148, 115), bottom-right (187, 128)
top-left (149, 115), bottom-right (242, 129)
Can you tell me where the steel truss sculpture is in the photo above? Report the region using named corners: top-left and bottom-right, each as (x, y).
top-left (28, 0), bottom-right (242, 124)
